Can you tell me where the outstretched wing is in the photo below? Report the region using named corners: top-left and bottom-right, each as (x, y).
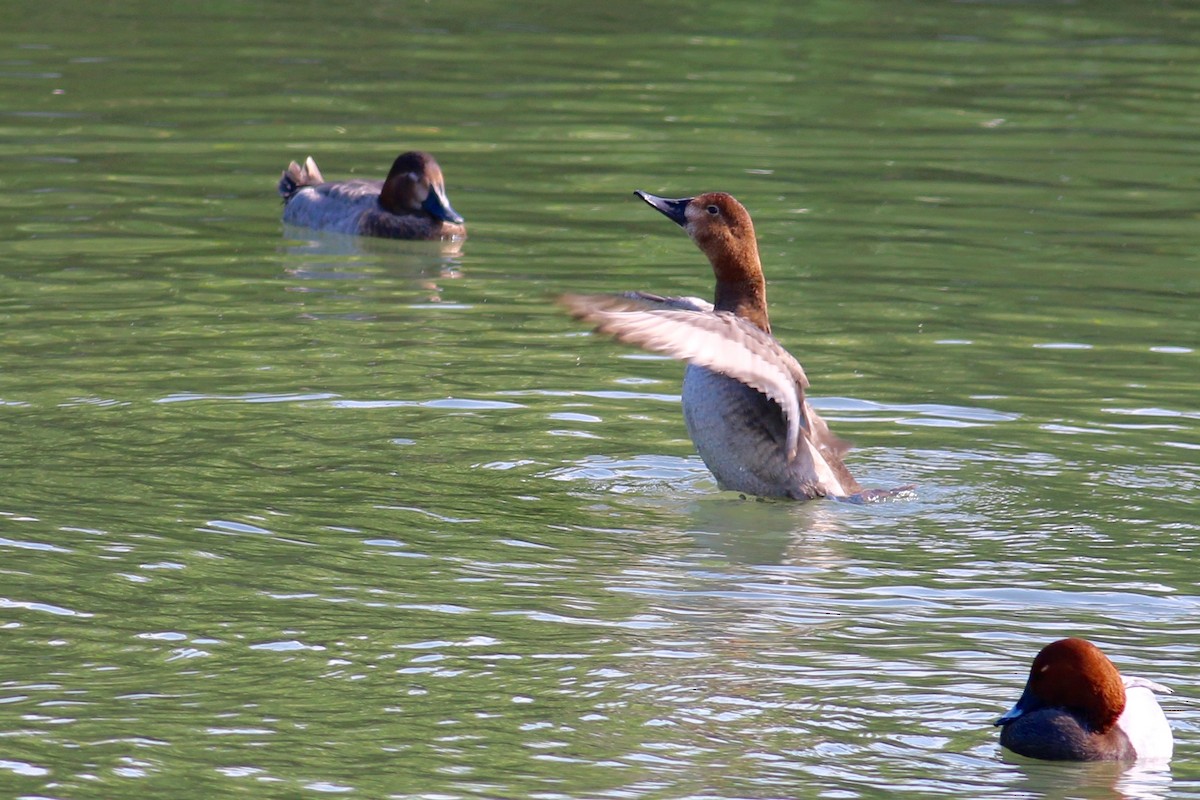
top-left (560, 292), bottom-right (814, 460)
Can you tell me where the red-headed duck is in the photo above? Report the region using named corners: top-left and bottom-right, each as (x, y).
top-left (996, 637), bottom-right (1173, 762)
top-left (278, 151), bottom-right (465, 240)
top-left (561, 190), bottom-right (903, 502)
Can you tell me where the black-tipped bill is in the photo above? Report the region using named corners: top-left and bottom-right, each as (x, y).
top-left (634, 190), bottom-right (691, 228)
top-left (423, 184), bottom-right (464, 224)
top-left (994, 684), bottom-right (1034, 727)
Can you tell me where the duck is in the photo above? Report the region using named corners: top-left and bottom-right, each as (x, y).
top-left (278, 150), bottom-right (465, 240)
top-left (560, 190), bottom-right (902, 502)
top-left (995, 637), bottom-right (1173, 761)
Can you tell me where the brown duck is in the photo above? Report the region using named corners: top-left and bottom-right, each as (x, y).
top-left (278, 150), bottom-right (465, 240)
top-left (562, 191), bottom-right (904, 501)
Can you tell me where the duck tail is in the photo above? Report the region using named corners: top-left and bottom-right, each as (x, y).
top-left (278, 156), bottom-right (324, 200)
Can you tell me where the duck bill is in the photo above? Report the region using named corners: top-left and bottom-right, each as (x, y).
top-left (994, 703), bottom-right (1022, 727)
top-left (994, 685), bottom-right (1033, 727)
top-left (423, 184), bottom-right (464, 224)
top-left (635, 190), bottom-right (691, 227)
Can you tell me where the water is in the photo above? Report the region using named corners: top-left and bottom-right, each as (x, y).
top-left (1, 1), bottom-right (1198, 798)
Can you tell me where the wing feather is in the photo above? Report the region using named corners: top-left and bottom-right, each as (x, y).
top-left (560, 292), bottom-right (812, 460)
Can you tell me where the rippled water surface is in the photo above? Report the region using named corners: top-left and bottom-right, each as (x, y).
top-left (2, 1), bottom-right (1198, 798)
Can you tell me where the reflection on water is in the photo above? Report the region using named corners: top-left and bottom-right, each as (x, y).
top-left (280, 225), bottom-right (465, 305)
top-left (280, 225), bottom-right (466, 260)
top-left (1002, 757), bottom-right (1174, 800)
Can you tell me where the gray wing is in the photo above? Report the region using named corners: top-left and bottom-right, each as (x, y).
top-left (281, 178), bottom-right (381, 233)
top-left (316, 179), bottom-right (386, 203)
top-left (560, 292), bottom-right (812, 460)
top-left (616, 291), bottom-right (714, 313)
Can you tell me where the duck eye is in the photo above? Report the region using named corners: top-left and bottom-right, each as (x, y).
top-left (706, 205), bottom-right (720, 216)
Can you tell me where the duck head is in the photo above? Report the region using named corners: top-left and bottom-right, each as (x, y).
top-left (635, 190), bottom-right (769, 332)
top-left (380, 151), bottom-right (464, 224)
top-left (996, 638), bottom-right (1127, 734)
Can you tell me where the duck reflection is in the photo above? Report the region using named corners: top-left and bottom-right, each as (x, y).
top-left (279, 226), bottom-right (464, 306)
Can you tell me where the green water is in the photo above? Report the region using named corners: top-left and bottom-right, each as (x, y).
top-left (1, 1), bottom-right (1197, 798)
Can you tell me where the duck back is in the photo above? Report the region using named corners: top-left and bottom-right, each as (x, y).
top-left (282, 180), bottom-right (385, 234)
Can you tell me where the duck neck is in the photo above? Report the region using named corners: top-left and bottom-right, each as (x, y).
top-left (711, 252), bottom-right (771, 334)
